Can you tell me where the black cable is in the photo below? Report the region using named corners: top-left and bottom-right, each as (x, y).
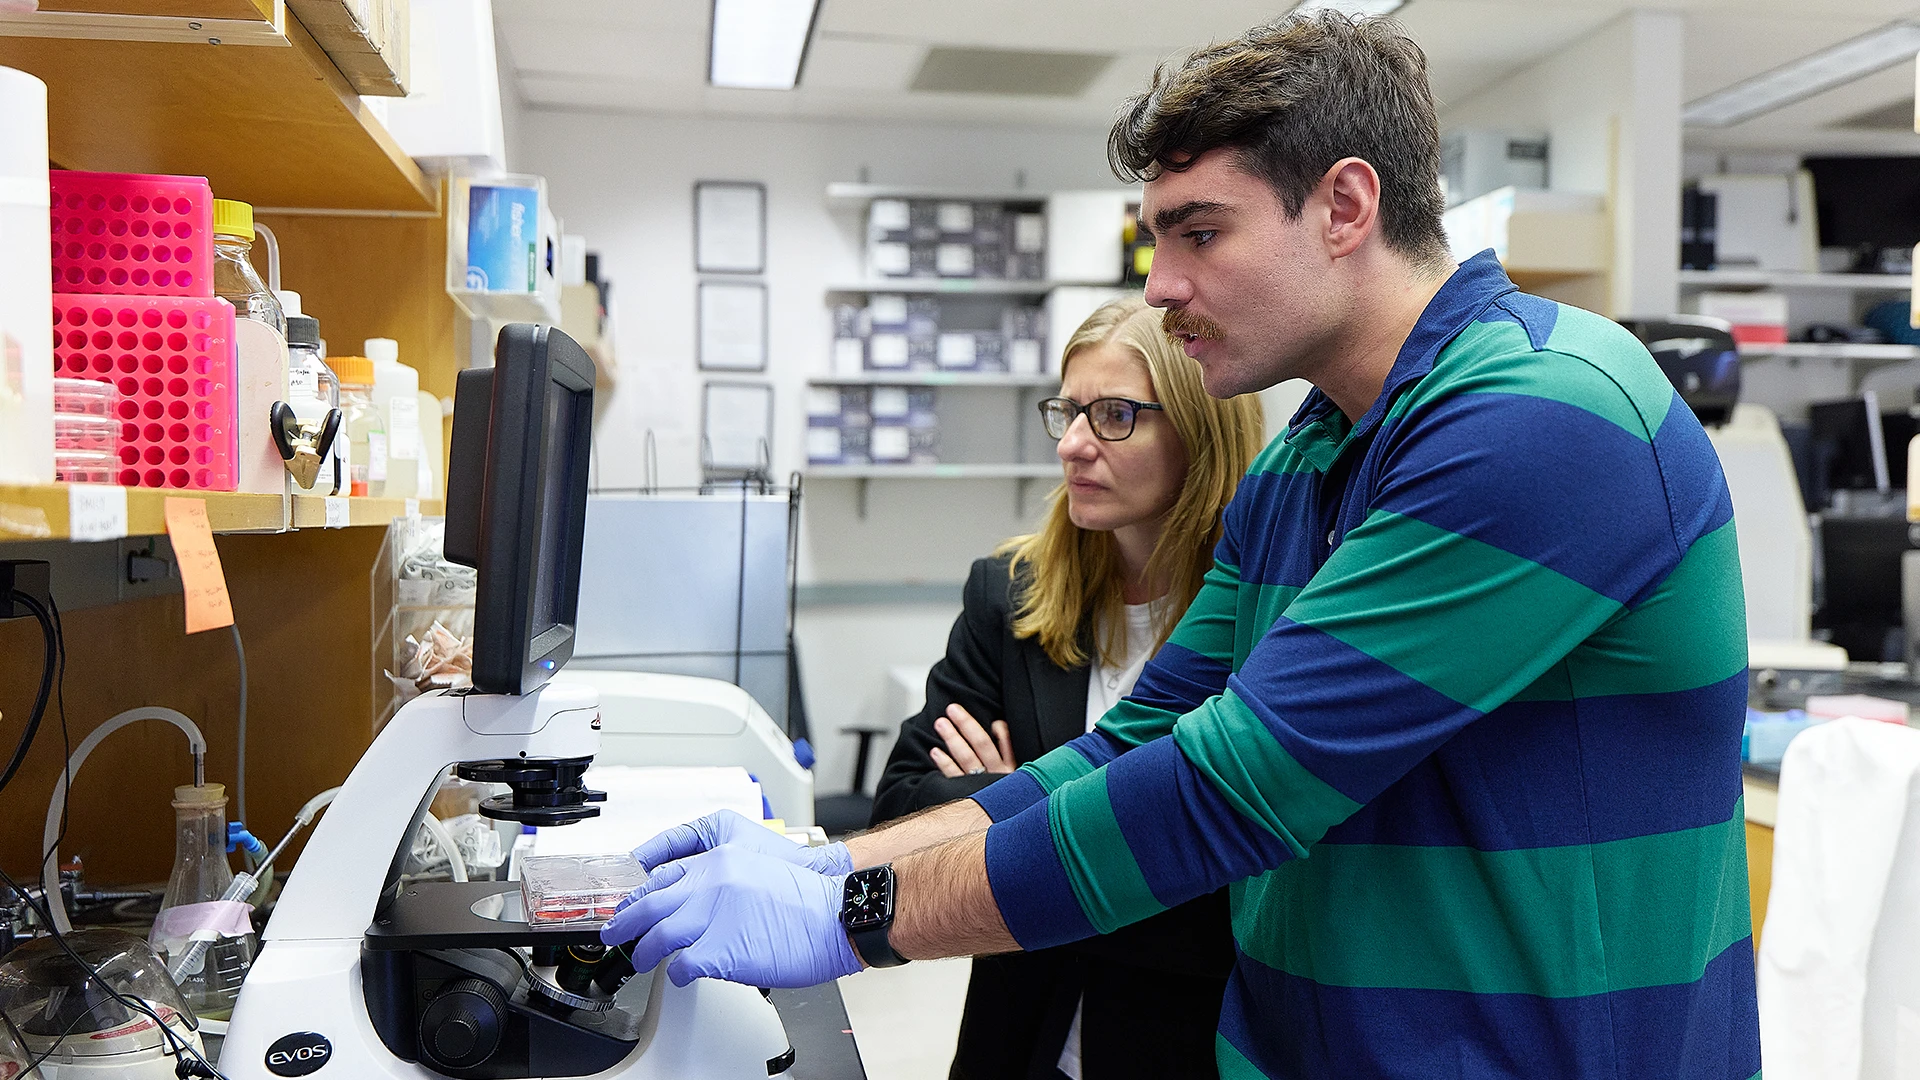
top-left (0, 863), bottom-right (227, 1078)
top-left (0, 590), bottom-right (55, 795)
top-left (230, 623), bottom-right (247, 826)
top-left (40, 591), bottom-right (72, 904)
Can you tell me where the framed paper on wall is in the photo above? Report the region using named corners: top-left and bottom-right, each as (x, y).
top-left (702, 381), bottom-right (775, 473)
top-left (694, 180), bottom-right (767, 274)
top-left (697, 281), bottom-right (768, 371)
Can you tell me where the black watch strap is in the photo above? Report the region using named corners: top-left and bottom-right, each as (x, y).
top-left (842, 865), bottom-right (909, 969)
top-left (849, 923), bottom-right (908, 969)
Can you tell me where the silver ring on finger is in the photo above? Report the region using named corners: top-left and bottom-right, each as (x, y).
top-left (967, 766), bottom-right (987, 776)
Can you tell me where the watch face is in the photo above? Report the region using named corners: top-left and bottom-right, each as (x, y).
top-left (843, 868), bottom-right (893, 930)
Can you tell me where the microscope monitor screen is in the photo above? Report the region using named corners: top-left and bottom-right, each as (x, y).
top-left (444, 324), bottom-right (596, 695)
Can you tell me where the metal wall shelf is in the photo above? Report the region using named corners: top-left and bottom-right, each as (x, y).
top-left (1679, 269), bottom-right (1912, 291)
top-left (808, 372), bottom-right (1056, 388)
top-left (824, 182), bottom-right (1047, 211)
top-left (804, 463), bottom-right (1057, 480)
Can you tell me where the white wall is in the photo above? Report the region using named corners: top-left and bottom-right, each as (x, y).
top-left (512, 109), bottom-right (1139, 790)
top-left (1441, 11), bottom-right (1684, 317)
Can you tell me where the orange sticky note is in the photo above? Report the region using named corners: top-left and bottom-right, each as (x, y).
top-left (164, 497), bottom-right (234, 634)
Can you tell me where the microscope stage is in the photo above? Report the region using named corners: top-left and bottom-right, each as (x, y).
top-left (365, 880), bottom-right (609, 951)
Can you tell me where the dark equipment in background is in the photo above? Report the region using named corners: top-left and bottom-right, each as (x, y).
top-left (1618, 316), bottom-right (1742, 426)
top-left (1680, 183), bottom-right (1718, 270)
top-left (1816, 516), bottom-right (1913, 663)
top-left (1801, 392), bottom-right (1920, 663)
top-left (1805, 398), bottom-right (1917, 510)
top-left (1804, 156), bottom-right (1920, 274)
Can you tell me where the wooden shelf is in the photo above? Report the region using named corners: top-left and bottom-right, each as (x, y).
top-left (808, 372), bottom-right (1056, 387)
top-left (805, 463), bottom-right (1058, 480)
top-left (0, 0), bottom-right (433, 210)
top-left (1678, 269), bottom-right (1912, 291)
top-left (0, 483), bottom-right (438, 540)
top-left (290, 493), bottom-right (440, 528)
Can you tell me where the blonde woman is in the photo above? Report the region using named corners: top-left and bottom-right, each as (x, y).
top-left (871, 296), bottom-right (1264, 1080)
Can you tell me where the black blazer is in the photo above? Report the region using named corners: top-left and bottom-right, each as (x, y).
top-left (872, 554), bottom-right (1233, 1080)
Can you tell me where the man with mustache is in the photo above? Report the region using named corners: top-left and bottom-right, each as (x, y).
top-left (603, 13), bottom-right (1757, 1078)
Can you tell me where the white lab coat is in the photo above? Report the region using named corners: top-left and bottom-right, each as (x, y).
top-left (1758, 716), bottom-right (1920, 1080)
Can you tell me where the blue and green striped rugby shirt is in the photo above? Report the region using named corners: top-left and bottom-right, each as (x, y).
top-left (973, 251), bottom-right (1758, 1079)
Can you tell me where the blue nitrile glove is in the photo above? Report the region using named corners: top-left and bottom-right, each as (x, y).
top-left (598, 845), bottom-right (862, 989)
top-left (631, 809), bottom-right (852, 877)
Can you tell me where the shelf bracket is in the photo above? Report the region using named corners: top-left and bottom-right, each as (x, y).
top-left (0, 3), bottom-right (290, 47)
top-left (856, 477), bottom-right (869, 521)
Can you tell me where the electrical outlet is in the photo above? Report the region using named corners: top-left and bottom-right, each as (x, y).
top-left (0, 560), bottom-right (52, 620)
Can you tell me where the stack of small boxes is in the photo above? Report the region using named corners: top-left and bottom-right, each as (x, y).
top-left (47, 172), bottom-right (239, 491)
top-left (865, 199), bottom-right (1046, 281)
top-left (807, 385), bottom-right (939, 466)
top-left (830, 295), bottom-right (1047, 377)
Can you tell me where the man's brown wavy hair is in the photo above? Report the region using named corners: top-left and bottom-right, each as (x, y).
top-left (1109, 12), bottom-right (1451, 267)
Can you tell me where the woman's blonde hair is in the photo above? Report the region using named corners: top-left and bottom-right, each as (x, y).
top-left (998, 296), bottom-right (1265, 669)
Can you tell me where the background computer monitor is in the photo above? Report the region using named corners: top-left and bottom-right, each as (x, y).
top-left (1805, 399), bottom-right (1917, 508)
top-left (1815, 516), bottom-right (1912, 662)
top-left (444, 324), bottom-right (596, 695)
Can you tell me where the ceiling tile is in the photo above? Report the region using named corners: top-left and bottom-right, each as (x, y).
top-left (495, 0), bottom-right (1920, 150)
top-left (802, 35), bottom-right (925, 93)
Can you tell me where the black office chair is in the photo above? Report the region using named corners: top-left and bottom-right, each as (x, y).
top-left (787, 642), bottom-right (893, 837)
top-left (812, 723), bottom-right (893, 838)
top-left (1616, 315), bottom-right (1740, 426)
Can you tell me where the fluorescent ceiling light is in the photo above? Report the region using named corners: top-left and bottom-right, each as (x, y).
top-left (1684, 22), bottom-right (1920, 127)
top-left (709, 0), bottom-right (821, 90)
top-left (1291, 0), bottom-right (1406, 16)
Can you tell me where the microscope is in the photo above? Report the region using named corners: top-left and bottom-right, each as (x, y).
top-left (219, 325), bottom-right (795, 1078)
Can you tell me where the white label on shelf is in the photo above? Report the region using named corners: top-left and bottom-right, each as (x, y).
top-left (936, 243), bottom-right (974, 276)
top-left (869, 199), bottom-right (910, 233)
top-left (67, 484), bottom-right (127, 542)
top-left (869, 242), bottom-right (911, 276)
top-left (868, 334), bottom-right (910, 369)
top-left (937, 202), bottom-right (974, 233)
top-left (1010, 339), bottom-right (1043, 375)
top-left (387, 396), bottom-right (421, 460)
top-left (807, 426), bottom-right (843, 462)
top-left (937, 333), bottom-right (978, 368)
top-left (832, 338), bottom-right (866, 376)
top-left (405, 498), bottom-right (421, 519)
top-left (367, 433), bottom-right (389, 482)
top-left (868, 294), bottom-right (908, 326)
top-left (1014, 213), bottom-right (1046, 253)
top-left (324, 496), bottom-right (350, 528)
top-left (871, 386), bottom-right (911, 419)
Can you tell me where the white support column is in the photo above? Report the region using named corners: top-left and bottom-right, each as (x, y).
top-left (1618, 11), bottom-right (1685, 318)
top-left (1439, 10), bottom-right (1686, 317)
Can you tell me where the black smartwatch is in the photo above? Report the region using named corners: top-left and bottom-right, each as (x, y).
top-left (840, 865), bottom-right (908, 969)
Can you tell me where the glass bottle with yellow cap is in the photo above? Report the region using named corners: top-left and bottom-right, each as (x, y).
top-left (211, 199), bottom-right (285, 336)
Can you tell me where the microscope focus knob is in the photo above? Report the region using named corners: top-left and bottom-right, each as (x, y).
top-left (419, 977), bottom-right (507, 1070)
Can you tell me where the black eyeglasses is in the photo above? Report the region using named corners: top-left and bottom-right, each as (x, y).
top-left (1038, 396), bottom-right (1166, 442)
